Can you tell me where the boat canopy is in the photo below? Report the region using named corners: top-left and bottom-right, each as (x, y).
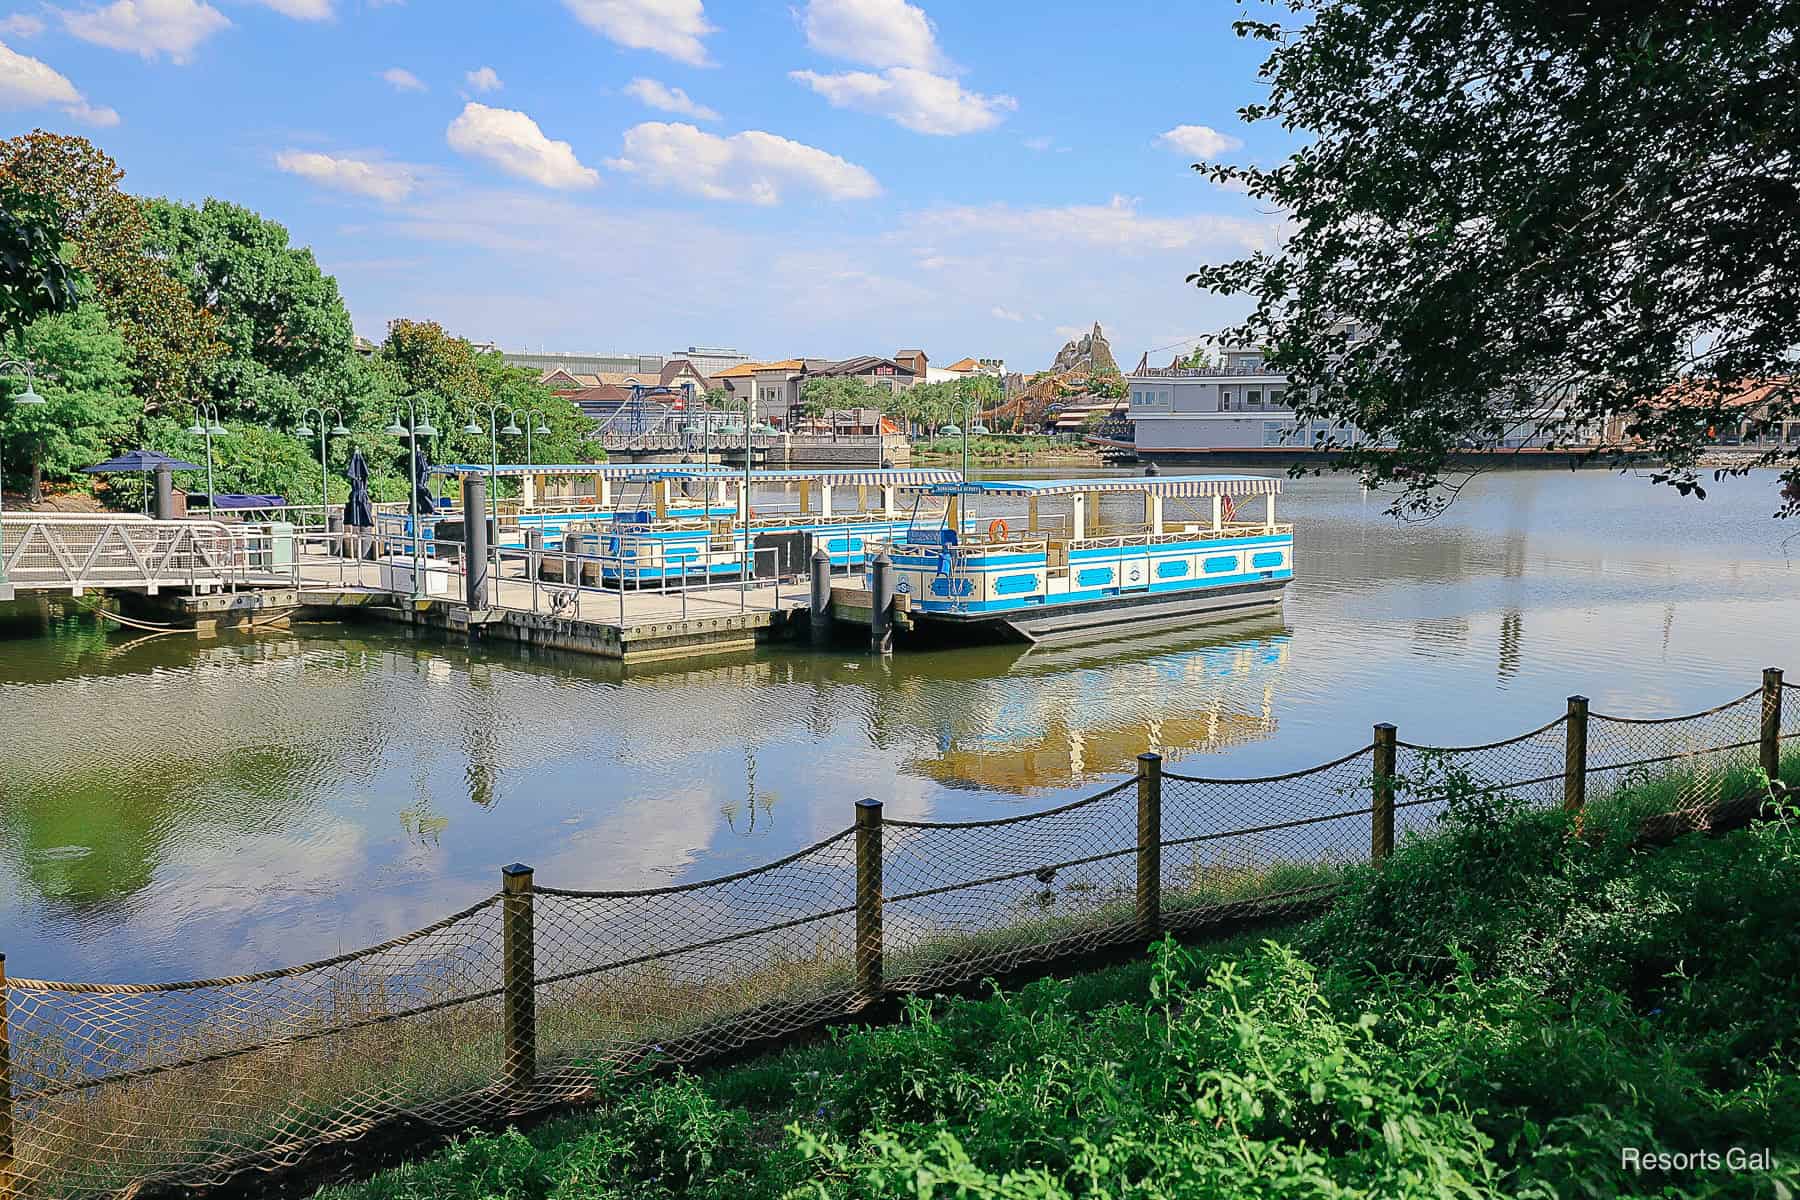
top-left (913, 474), bottom-right (1281, 499)
top-left (427, 464), bottom-right (961, 486)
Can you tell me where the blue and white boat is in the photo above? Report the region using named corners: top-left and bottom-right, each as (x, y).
top-left (866, 475), bottom-right (1292, 641)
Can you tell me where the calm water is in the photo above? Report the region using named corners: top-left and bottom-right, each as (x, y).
top-left (0, 469), bottom-right (1794, 982)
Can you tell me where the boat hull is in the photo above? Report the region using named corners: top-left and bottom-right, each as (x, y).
top-left (914, 579), bottom-right (1287, 643)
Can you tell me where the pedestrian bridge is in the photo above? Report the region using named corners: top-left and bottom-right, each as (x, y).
top-left (0, 514), bottom-right (296, 600)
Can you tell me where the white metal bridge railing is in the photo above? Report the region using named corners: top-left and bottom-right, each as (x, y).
top-left (0, 515), bottom-right (290, 599)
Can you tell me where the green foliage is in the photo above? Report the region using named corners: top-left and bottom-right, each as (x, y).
top-left (325, 762), bottom-right (1800, 1200)
top-left (1193, 2), bottom-right (1800, 513)
top-left (141, 197), bottom-right (357, 429)
top-left (372, 320), bottom-right (598, 471)
top-left (1, 302), bottom-right (134, 500)
top-left (0, 131), bottom-right (220, 409)
top-left (799, 375), bottom-right (893, 419)
top-left (0, 203), bottom-right (78, 338)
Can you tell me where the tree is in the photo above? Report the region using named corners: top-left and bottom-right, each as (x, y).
top-left (141, 198), bottom-right (358, 429)
top-left (0, 132), bottom-right (220, 410)
top-left (1191, 1), bottom-right (1800, 514)
top-left (799, 375), bottom-right (892, 419)
top-left (0, 204), bottom-right (78, 338)
top-left (1, 303), bottom-right (135, 501)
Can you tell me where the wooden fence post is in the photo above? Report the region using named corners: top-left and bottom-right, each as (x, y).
top-left (500, 864), bottom-right (536, 1093)
top-left (1564, 695), bottom-right (1589, 812)
top-left (1372, 724), bottom-right (1397, 861)
top-left (1135, 752), bottom-right (1163, 942)
top-left (854, 799), bottom-right (883, 1001)
top-left (1762, 668), bottom-right (1784, 781)
top-left (0, 954), bottom-right (14, 1200)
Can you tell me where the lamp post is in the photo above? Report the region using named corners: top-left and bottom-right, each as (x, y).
top-left (514, 407), bottom-right (551, 467)
top-left (187, 402), bottom-right (228, 515)
top-left (294, 407), bottom-right (349, 529)
top-left (0, 359), bottom-right (46, 593)
top-left (385, 396), bottom-right (437, 599)
top-left (463, 404), bottom-right (523, 590)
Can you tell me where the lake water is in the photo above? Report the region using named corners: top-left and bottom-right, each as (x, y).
top-left (0, 468), bottom-right (1794, 982)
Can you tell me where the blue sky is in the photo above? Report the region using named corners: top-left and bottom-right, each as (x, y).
top-left (0, 0), bottom-right (1295, 370)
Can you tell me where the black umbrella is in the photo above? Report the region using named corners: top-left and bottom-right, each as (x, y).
top-left (80, 449), bottom-right (203, 474)
top-left (343, 447), bottom-right (373, 528)
top-left (411, 445), bottom-right (436, 516)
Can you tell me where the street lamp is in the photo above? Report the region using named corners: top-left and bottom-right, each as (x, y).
top-left (384, 396), bottom-right (436, 598)
top-left (513, 408), bottom-right (551, 466)
top-left (0, 359), bottom-right (45, 593)
top-left (294, 407), bottom-right (349, 529)
top-left (187, 402), bottom-right (229, 515)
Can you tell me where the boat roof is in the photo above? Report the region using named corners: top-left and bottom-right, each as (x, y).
top-left (428, 464), bottom-right (962, 486)
top-left (914, 474), bottom-right (1281, 498)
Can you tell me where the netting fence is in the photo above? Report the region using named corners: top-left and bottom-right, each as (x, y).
top-left (2, 669), bottom-right (1794, 1198)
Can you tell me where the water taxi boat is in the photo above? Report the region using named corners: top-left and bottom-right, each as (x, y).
top-left (866, 474), bottom-right (1293, 642)
top-left (589, 467), bottom-right (962, 582)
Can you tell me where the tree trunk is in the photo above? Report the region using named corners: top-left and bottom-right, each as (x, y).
top-left (26, 457), bottom-right (42, 505)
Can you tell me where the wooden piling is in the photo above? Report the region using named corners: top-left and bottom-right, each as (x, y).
top-left (1135, 752), bottom-right (1162, 942)
top-left (1762, 668), bottom-right (1785, 781)
top-left (1564, 695), bottom-right (1589, 812)
top-left (854, 799), bottom-right (883, 1001)
top-left (1372, 724), bottom-right (1396, 861)
top-left (501, 864), bottom-right (536, 1093)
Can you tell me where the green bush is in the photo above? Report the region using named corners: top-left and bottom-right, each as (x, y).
top-left (323, 765), bottom-right (1800, 1200)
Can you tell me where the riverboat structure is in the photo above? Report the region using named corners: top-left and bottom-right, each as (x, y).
top-left (866, 474), bottom-right (1292, 642)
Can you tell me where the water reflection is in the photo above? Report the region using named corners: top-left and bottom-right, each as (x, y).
top-left (0, 469), bottom-right (1794, 980)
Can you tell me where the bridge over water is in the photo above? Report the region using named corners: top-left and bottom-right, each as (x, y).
top-left (0, 514), bottom-right (301, 601)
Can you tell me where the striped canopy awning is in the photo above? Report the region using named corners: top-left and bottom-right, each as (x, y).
top-left (428, 464), bottom-right (963, 486)
top-left (911, 474), bottom-right (1282, 499)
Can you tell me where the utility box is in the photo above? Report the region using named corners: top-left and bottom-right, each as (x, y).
top-left (752, 530), bottom-right (808, 578)
top-left (378, 555), bottom-right (452, 596)
top-left (247, 522), bottom-right (295, 570)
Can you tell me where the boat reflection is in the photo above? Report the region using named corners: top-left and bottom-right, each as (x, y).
top-left (896, 616), bottom-right (1293, 793)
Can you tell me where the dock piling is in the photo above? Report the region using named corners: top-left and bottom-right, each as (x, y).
top-left (870, 552), bottom-right (895, 655)
top-left (809, 546), bottom-right (833, 647)
top-left (462, 473), bottom-right (489, 611)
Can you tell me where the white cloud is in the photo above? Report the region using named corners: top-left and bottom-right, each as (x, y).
top-left (790, 67), bottom-right (1013, 135)
top-left (607, 121), bottom-right (878, 205)
top-left (991, 306), bottom-right (1022, 322)
top-left (0, 39), bottom-right (118, 125)
top-left (799, 0), bottom-right (942, 70)
top-left (1156, 124), bottom-right (1243, 159)
top-left (913, 194), bottom-right (1274, 254)
top-left (464, 65), bottom-right (501, 92)
top-left (257, 0), bottom-right (330, 17)
top-left (275, 149), bottom-right (416, 202)
top-left (0, 13), bottom-right (46, 35)
top-left (560, 0), bottom-right (714, 66)
top-left (446, 102), bottom-right (599, 190)
top-left (623, 76), bottom-right (717, 120)
top-left (61, 0), bottom-right (230, 63)
top-left (380, 66), bottom-right (424, 92)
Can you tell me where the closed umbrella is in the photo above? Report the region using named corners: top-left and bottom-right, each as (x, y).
top-left (411, 446), bottom-right (436, 517)
top-left (343, 447), bottom-right (374, 559)
top-left (343, 447), bottom-right (373, 527)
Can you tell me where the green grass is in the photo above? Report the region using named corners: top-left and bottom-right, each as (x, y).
top-left (317, 752), bottom-right (1800, 1199)
top-left (912, 435), bottom-right (1093, 460)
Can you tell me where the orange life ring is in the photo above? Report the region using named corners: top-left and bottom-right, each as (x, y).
top-left (987, 518), bottom-right (1008, 540)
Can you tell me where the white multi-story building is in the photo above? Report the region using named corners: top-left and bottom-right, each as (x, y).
top-left (1127, 345), bottom-right (1350, 455)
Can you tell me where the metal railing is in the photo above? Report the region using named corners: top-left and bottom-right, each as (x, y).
top-left (0, 515), bottom-right (289, 597)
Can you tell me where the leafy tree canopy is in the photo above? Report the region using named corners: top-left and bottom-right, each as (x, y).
top-left (141, 197), bottom-right (356, 428)
top-left (1192, 1), bottom-right (1800, 514)
top-left (1, 302), bottom-right (135, 501)
top-left (799, 375), bottom-right (893, 418)
top-left (0, 131), bottom-right (220, 409)
top-left (0, 204), bottom-right (78, 338)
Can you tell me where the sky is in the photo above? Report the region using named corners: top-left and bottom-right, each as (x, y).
top-left (0, 0), bottom-right (1298, 371)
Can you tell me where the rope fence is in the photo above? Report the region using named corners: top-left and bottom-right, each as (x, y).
top-left (0, 667), bottom-right (1791, 1198)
